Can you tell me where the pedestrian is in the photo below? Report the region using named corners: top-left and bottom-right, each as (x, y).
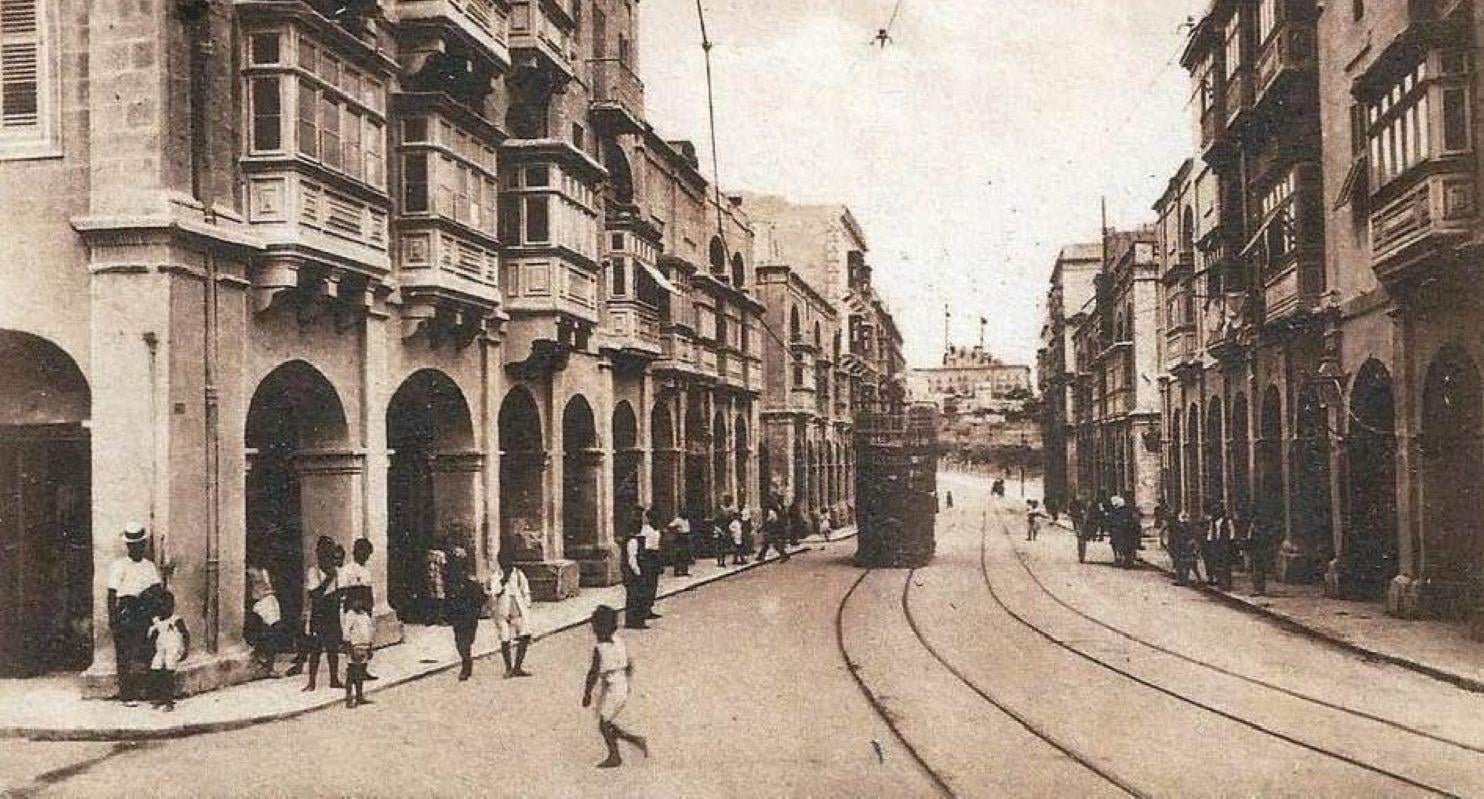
top-left (945, 490), bottom-right (954, 509)
top-left (668, 509), bottom-right (692, 577)
top-left (711, 513), bottom-right (730, 568)
top-left (755, 498), bottom-right (790, 562)
top-left (639, 508), bottom-right (664, 622)
top-left (787, 498), bottom-right (807, 547)
top-left (301, 536), bottom-right (343, 692)
top-left (491, 548), bottom-right (534, 677)
top-left (245, 560), bottom-right (286, 677)
top-left (107, 522), bottom-right (163, 705)
top-left (621, 510), bottom-right (648, 630)
top-left (339, 538), bottom-right (378, 680)
top-left (1166, 511), bottom-right (1193, 585)
top-left (445, 545), bottom-right (486, 682)
top-left (728, 510), bottom-right (747, 563)
top-left (738, 505), bottom-right (754, 562)
top-left (582, 605), bottom-right (648, 769)
top-left (1206, 504), bottom-right (1235, 590)
top-left (341, 591), bottom-right (373, 708)
top-left (1025, 499), bottom-right (1045, 541)
top-left (1248, 506), bottom-right (1277, 596)
top-left (147, 590), bottom-right (189, 712)
top-left (424, 541), bottom-right (449, 625)
top-left (1108, 496), bottom-right (1133, 566)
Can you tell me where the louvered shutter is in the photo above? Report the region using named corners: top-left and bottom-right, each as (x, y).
top-left (0, 0), bottom-right (40, 130)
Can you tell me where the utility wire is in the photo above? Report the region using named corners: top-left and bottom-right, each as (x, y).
top-left (695, 0), bottom-right (730, 266)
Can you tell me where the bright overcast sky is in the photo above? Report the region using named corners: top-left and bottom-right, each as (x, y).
top-left (638, 0), bottom-right (1204, 370)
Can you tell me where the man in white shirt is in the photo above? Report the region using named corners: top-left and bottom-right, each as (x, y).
top-left (492, 549), bottom-right (534, 677)
top-left (107, 523), bottom-right (163, 704)
top-left (338, 538), bottom-right (377, 679)
top-left (638, 509), bottom-right (664, 621)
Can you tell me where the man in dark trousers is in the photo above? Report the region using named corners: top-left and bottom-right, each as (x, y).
top-left (621, 520), bottom-right (648, 630)
top-left (108, 523), bottom-right (163, 704)
top-left (1248, 503), bottom-right (1277, 596)
top-left (639, 507), bottom-right (664, 621)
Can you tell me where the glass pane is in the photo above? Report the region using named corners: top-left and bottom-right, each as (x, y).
top-left (250, 34), bottom-right (280, 65)
top-left (1443, 87), bottom-right (1469, 152)
top-left (526, 196), bottom-right (550, 242)
top-left (251, 77), bottom-right (281, 151)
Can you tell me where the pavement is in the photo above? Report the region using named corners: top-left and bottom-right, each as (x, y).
top-left (0, 531), bottom-right (849, 742)
top-left (1133, 541), bottom-right (1484, 693)
top-left (1, 528), bottom-right (933, 799)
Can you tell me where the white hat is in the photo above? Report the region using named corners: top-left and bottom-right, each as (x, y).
top-left (1110, 496), bottom-right (1126, 508)
top-left (122, 522), bottom-right (148, 543)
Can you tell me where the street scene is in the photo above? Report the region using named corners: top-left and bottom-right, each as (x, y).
top-left (8, 0), bottom-right (1484, 795)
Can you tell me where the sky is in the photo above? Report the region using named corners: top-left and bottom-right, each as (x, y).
top-left (637, 0), bottom-right (1205, 370)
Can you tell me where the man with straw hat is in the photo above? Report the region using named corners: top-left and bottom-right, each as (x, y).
top-left (107, 522), bottom-right (162, 704)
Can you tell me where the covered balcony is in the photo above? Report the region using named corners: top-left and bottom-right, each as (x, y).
top-left (590, 57), bottom-right (645, 135)
top-left (1225, 65), bottom-right (1253, 129)
top-left (1370, 166), bottom-right (1478, 283)
top-left (1253, 19), bottom-right (1316, 110)
top-left (508, 0), bottom-right (576, 82)
top-left (395, 0), bottom-right (511, 71)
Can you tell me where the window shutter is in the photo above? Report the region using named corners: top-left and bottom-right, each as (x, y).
top-left (0, 0), bottom-right (41, 129)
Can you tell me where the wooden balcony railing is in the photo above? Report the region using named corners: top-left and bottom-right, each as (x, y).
top-left (1370, 167), bottom-right (1477, 281)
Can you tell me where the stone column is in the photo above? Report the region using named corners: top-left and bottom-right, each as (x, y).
top-left (1388, 304), bottom-right (1426, 617)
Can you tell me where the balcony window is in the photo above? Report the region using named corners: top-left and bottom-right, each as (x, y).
top-left (250, 77), bottom-right (283, 152)
top-left (1257, 0), bottom-right (1277, 47)
top-left (611, 256), bottom-right (627, 296)
top-left (403, 153), bottom-right (429, 212)
top-left (246, 30), bottom-right (387, 190)
top-left (1365, 51), bottom-right (1472, 194)
top-left (1224, 12), bottom-right (1242, 80)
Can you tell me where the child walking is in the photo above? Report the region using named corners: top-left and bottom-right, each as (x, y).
top-left (1026, 499), bottom-right (1046, 541)
top-left (342, 592), bottom-right (374, 708)
top-left (582, 605), bottom-right (648, 768)
top-left (147, 591), bottom-right (190, 711)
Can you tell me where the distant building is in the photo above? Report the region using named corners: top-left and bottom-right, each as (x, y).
top-left (910, 346), bottom-right (1033, 415)
top-left (1038, 243), bottom-right (1102, 512)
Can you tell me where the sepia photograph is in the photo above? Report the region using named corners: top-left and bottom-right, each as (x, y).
top-left (3, 0), bottom-right (1484, 795)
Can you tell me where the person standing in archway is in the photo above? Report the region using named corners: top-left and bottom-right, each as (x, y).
top-left (107, 523), bottom-right (163, 705)
top-left (301, 537), bottom-right (343, 692)
top-left (492, 548), bottom-right (533, 677)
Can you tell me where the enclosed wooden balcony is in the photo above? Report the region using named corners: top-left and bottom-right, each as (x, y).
top-left (590, 57), bottom-right (645, 135)
top-left (1253, 21), bottom-right (1315, 109)
top-left (1370, 166), bottom-right (1478, 284)
top-left (1225, 66), bottom-right (1253, 128)
top-left (508, 0), bottom-right (575, 82)
top-left (396, 0), bottom-right (511, 69)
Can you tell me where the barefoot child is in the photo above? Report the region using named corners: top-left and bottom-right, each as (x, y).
top-left (582, 605), bottom-right (648, 768)
top-left (147, 591), bottom-right (189, 711)
top-left (342, 592), bottom-right (373, 708)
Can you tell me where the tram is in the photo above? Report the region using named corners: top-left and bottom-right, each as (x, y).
top-left (854, 402), bottom-right (939, 568)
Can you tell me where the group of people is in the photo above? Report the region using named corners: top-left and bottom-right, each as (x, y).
top-left (1065, 494), bottom-right (1145, 566)
top-left (106, 523), bottom-right (185, 711)
top-left (1158, 503), bottom-right (1277, 595)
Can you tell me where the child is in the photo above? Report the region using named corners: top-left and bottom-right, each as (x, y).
top-left (729, 512), bottom-right (745, 565)
top-left (492, 549), bottom-right (534, 678)
top-left (582, 605), bottom-right (648, 768)
top-left (1026, 499), bottom-right (1046, 541)
top-left (147, 590), bottom-right (190, 711)
top-left (342, 592), bottom-right (374, 708)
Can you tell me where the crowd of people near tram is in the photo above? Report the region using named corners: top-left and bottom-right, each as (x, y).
top-left (1030, 493), bottom-right (1278, 596)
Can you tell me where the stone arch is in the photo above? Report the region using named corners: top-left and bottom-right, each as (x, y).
top-left (245, 360), bottom-right (353, 641)
top-left (709, 236), bottom-right (726, 274)
top-left (1230, 393), bottom-right (1250, 515)
top-left (385, 369), bottom-right (477, 619)
top-left (612, 401), bottom-right (640, 541)
top-left (498, 386), bottom-right (546, 561)
top-left (561, 395), bottom-right (602, 573)
top-left (684, 392), bottom-right (709, 515)
top-left (1205, 400), bottom-right (1225, 512)
top-left (1346, 359), bottom-right (1398, 596)
top-left (649, 400), bottom-right (678, 522)
top-left (1293, 384), bottom-right (1334, 579)
top-left (734, 415), bottom-right (750, 507)
top-left (1421, 345), bottom-right (1483, 612)
top-left (730, 252), bottom-right (745, 287)
top-left (1184, 402), bottom-right (1201, 515)
top-left (1168, 405), bottom-right (1183, 513)
top-left (0, 331), bottom-right (92, 676)
top-left (1258, 385), bottom-right (1284, 530)
top-left (712, 410), bottom-right (729, 509)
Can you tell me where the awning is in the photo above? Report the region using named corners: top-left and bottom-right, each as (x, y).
top-left (638, 260), bottom-right (682, 295)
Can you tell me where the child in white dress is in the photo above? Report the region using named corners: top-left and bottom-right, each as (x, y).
top-left (582, 605), bottom-right (648, 768)
top-left (148, 591), bottom-right (190, 711)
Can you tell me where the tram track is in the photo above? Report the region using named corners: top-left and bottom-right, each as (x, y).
top-left (977, 508), bottom-right (1462, 798)
top-left (1000, 517), bottom-right (1484, 758)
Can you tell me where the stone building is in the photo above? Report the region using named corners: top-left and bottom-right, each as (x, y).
top-left (1064, 230), bottom-right (1162, 521)
top-left (1318, 0), bottom-right (1483, 621)
top-left (910, 346), bottom-right (1033, 414)
top-left (0, 0), bottom-right (774, 693)
top-left (1038, 243), bottom-right (1102, 513)
top-left (1170, 0), bottom-right (1330, 583)
top-left (752, 264), bottom-right (852, 522)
